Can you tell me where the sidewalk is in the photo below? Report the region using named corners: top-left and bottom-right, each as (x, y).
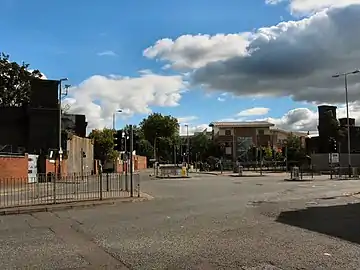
top-left (0, 192), bottom-right (154, 216)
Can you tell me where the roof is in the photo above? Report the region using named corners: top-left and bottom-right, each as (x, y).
top-left (270, 128), bottom-right (308, 137)
top-left (209, 121), bottom-right (275, 128)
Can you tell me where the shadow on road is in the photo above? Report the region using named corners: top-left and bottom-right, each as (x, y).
top-left (276, 202), bottom-right (360, 244)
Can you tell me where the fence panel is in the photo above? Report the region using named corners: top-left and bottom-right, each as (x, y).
top-left (0, 172), bottom-right (140, 209)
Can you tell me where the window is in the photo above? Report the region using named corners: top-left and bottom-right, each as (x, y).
top-left (258, 129), bottom-right (264, 135)
top-left (225, 129), bottom-right (232, 136)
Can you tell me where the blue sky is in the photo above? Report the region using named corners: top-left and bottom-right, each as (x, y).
top-left (2, 0), bottom-right (360, 134)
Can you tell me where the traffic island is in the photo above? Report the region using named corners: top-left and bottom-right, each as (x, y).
top-left (155, 175), bottom-right (191, 179)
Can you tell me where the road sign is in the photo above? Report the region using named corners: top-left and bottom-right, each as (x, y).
top-left (329, 153), bottom-right (339, 163)
top-left (149, 158), bottom-right (156, 162)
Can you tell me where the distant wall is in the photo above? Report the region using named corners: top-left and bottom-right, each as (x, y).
top-left (311, 153), bottom-right (360, 171)
top-left (66, 135), bottom-right (94, 174)
top-left (0, 154), bottom-right (28, 180)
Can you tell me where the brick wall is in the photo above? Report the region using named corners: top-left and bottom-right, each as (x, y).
top-left (0, 154), bottom-right (28, 180)
top-left (134, 155), bottom-right (147, 170)
top-left (45, 159), bottom-right (67, 175)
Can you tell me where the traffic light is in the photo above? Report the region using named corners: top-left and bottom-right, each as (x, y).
top-left (113, 129), bottom-right (123, 151)
top-left (328, 137), bottom-right (337, 153)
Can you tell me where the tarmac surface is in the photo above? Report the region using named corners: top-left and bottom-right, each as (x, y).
top-left (2, 172), bottom-right (360, 269)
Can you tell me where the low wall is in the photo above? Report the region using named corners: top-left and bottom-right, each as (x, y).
top-left (0, 154), bottom-right (28, 180)
top-left (311, 153), bottom-right (360, 171)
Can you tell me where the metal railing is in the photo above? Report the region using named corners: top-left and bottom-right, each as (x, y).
top-left (0, 172), bottom-right (140, 209)
top-left (330, 167), bottom-right (360, 179)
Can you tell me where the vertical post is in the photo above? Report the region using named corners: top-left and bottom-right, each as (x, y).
top-left (285, 145), bottom-right (288, 172)
top-left (130, 125), bottom-right (134, 197)
top-left (106, 173), bottom-right (109, 191)
top-left (260, 147), bottom-right (263, 176)
top-left (345, 74), bottom-right (352, 177)
top-left (174, 145), bottom-right (176, 165)
top-left (80, 148), bottom-right (84, 181)
top-left (99, 173), bottom-right (103, 200)
top-left (233, 127), bottom-right (236, 171)
top-left (124, 132), bottom-right (128, 191)
top-left (112, 113), bottom-right (115, 130)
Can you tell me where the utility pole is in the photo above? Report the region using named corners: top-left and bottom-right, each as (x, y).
top-left (123, 130), bottom-right (129, 191)
top-left (129, 125), bottom-right (134, 197)
top-left (57, 78), bottom-right (68, 179)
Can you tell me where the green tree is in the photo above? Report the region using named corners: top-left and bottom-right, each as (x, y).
top-left (286, 134), bottom-right (306, 163)
top-left (191, 133), bottom-right (211, 161)
top-left (88, 128), bottom-right (118, 163)
top-left (0, 53), bottom-right (43, 107)
top-left (264, 146), bottom-right (273, 160)
top-left (139, 113), bottom-right (179, 162)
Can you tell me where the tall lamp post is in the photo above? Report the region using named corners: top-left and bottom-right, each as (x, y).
top-left (185, 124), bottom-right (190, 165)
top-left (58, 78), bottom-right (68, 177)
top-left (332, 69), bottom-right (360, 177)
top-left (112, 109), bottom-right (123, 130)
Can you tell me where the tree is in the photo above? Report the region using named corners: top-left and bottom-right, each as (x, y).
top-left (88, 128), bottom-right (118, 164)
top-left (0, 53), bottom-right (43, 107)
top-left (285, 134), bottom-right (306, 164)
top-left (191, 133), bottom-right (211, 161)
top-left (139, 113), bottom-right (179, 162)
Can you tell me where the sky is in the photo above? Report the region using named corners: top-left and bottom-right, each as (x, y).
top-left (2, 0), bottom-right (360, 135)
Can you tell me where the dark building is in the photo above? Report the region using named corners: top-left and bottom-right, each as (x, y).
top-left (0, 79), bottom-right (87, 155)
top-left (307, 105), bottom-right (360, 154)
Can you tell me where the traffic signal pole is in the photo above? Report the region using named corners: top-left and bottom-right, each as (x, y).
top-left (129, 125), bottom-right (134, 197)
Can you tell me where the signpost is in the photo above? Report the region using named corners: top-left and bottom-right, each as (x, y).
top-left (329, 153), bottom-right (339, 164)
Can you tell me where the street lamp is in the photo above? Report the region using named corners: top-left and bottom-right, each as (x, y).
top-left (185, 124), bottom-right (190, 165)
top-left (58, 77), bottom-right (68, 177)
top-left (332, 69), bottom-right (360, 177)
top-left (112, 109), bottom-right (123, 130)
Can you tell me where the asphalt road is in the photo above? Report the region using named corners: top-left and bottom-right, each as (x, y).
top-left (2, 173), bottom-right (360, 269)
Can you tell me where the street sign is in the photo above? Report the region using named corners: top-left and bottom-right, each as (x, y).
top-left (329, 153), bottom-right (339, 163)
top-left (149, 158), bottom-right (156, 162)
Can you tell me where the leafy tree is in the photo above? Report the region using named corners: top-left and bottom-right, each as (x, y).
top-left (191, 133), bottom-right (211, 161)
top-left (285, 134), bottom-right (306, 163)
top-left (88, 128), bottom-right (118, 163)
top-left (139, 113), bottom-right (179, 162)
top-left (323, 111), bottom-right (346, 140)
top-left (264, 146), bottom-right (273, 160)
top-left (0, 53), bottom-right (43, 107)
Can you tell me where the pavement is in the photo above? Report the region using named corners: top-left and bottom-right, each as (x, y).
top-left (2, 172), bottom-right (360, 269)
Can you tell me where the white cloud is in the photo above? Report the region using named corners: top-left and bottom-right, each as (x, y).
top-left (146, 4), bottom-right (360, 105)
top-left (270, 0), bottom-right (360, 16)
top-left (254, 103), bottom-right (360, 132)
top-left (237, 107), bottom-right (270, 116)
top-left (63, 72), bottom-right (186, 129)
top-left (179, 124), bottom-right (211, 136)
top-left (177, 116), bottom-right (198, 124)
top-left (97, 50), bottom-right (117, 57)
top-left (217, 97), bottom-right (226, 102)
top-left (143, 33), bottom-right (251, 70)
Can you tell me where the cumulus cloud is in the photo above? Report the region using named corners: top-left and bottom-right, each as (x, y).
top-left (143, 34), bottom-right (251, 70)
top-left (146, 4), bottom-right (360, 105)
top-left (179, 124), bottom-right (211, 136)
top-left (177, 116), bottom-right (198, 124)
top-left (63, 72), bottom-right (186, 129)
top-left (268, 0), bottom-right (360, 16)
top-left (237, 107), bottom-right (270, 116)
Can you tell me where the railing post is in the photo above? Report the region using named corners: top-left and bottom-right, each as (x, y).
top-left (106, 173), bottom-right (109, 192)
top-left (137, 174), bottom-right (140, 198)
top-left (53, 173), bottom-right (57, 204)
top-left (99, 173), bottom-right (103, 200)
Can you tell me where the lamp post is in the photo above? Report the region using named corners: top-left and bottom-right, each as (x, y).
top-left (332, 69), bottom-right (360, 177)
top-left (112, 109), bottom-right (123, 130)
top-left (58, 78), bottom-right (68, 177)
top-left (185, 124), bottom-right (189, 165)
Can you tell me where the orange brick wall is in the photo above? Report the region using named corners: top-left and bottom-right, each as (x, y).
top-left (113, 155), bottom-right (147, 173)
top-left (45, 159), bottom-right (67, 175)
top-left (0, 155), bottom-right (28, 180)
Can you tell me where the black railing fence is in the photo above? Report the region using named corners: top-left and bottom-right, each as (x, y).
top-left (0, 172), bottom-right (140, 209)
